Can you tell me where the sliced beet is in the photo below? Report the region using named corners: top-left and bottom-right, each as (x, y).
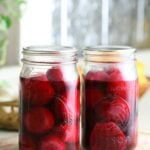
top-left (24, 107), bottom-right (55, 134)
top-left (90, 122), bottom-right (126, 150)
top-left (51, 123), bottom-right (79, 143)
top-left (46, 67), bottom-right (67, 94)
top-left (53, 90), bottom-right (80, 123)
top-left (19, 135), bottom-right (36, 150)
top-left (39, 135), bottom-right (66, 150)
top-left (86, 70), bottom-right (109, 81)
top-left (21, 74), bottom-right (54, 106)
top-left (94, 96), bottom-right (130, 128)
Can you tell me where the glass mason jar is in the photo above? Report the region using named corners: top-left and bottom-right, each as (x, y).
top-left (19, 46), bottom-right (80, 150)
top-left (82, 46), bottom-right (138, 150)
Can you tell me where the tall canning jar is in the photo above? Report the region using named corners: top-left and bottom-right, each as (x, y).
top-left (82, 46), bottom-right (138, 150)
top-left (19, 46), bottom-right (80, 150)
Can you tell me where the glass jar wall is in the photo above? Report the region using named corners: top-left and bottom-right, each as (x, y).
top-left (82, 46), bottom-right (138, 150)
top-left (19, 46), bottom-right (80, 150)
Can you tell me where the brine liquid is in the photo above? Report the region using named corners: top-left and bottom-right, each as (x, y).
top-left (19, 69), bottom-right (80, 150)
top-left (82, 70), bottom-right (138, 150)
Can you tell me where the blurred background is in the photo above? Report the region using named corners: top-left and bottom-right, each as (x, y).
top-left (1, 0), bottom-right (150, 65)
top-left (0, 0), bottom-right (150, 149)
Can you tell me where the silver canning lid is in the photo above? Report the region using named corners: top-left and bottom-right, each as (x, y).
top-left (84, 45), bottom-right (136, 62)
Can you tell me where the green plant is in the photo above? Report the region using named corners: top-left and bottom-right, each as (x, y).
top-left (0, 0), bottom-right (25, 30)
top-left (0, 0), bottom-right (26, 65)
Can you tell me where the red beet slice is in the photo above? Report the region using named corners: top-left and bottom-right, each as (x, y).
top-left (53, 96), bottom-right (73, 123)
top-left (107, 81), bottom-right (127, 100)
top-left (106, 67), bottom-right (138, 101)
top-left (85, 88), bottom-right (104, 108)
top-left (107, 79), bottom-right (137, 101)
top-left (90, 122), bottom-right (126, 150)
top-left (46, 67), bottom-right (67, 94)
top-left (86, 70), bottom-right (109, 81)
top-left (47, 67), bottom-right (63, 81)
top-left (106, 67), bottom-right (123, 81)
top-left (66, 142), bottom-right (80, 150)
top-left (19, 135), bottom-right (35, 150)
top-left (21, 74), bottom-right (54, 106)
top-left (39, 135), bottom-right (66, 150)
top-left (53, 90), bottom-right (80, 123)
top-left (106, 67), bottom-right (130, 100)
top-left (94, 96), bottom-right (130, 128)
top-left (52, 123), bottom-right (79, 143)
top-left (24, 107), bottom-right (55, 134)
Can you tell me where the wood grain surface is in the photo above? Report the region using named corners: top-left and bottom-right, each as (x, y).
top-left (0, 131), bottom-right (150, 150)
top-left (0, 131), bottom-right (18, 150)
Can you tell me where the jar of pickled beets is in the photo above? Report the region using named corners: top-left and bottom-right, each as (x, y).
top-left (82, 46), bottom-right (138, 150)
top-left (19, 46), bottom-right (80, 150)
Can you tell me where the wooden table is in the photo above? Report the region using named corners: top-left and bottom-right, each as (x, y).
top-left (0, 131), bottom-right (150, 150)
top-left (0, 131), bottom-right (18, 150)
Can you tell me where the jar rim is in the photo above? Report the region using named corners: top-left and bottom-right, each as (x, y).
top-left (83, 45), bottom-right (136, 63)
top-left (84, 45), bottom-right (136, 55)
top-left (23, 45), bottom-right (77, 55)
top-left (22, 45), bottom-right (78, 65)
